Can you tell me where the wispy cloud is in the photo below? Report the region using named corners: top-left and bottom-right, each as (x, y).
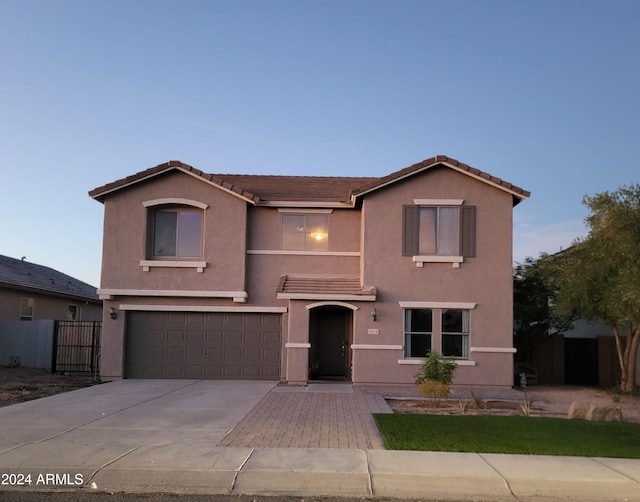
top-left (513, 219), bottom-right (587, 264)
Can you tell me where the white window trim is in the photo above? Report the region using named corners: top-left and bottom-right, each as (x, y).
top-left (398, 358), bottom-right (477, 366)
top-left (278, 208), bottom-right (334, 214)
top-left (140, 260), bottom-right (207, 272)
top-left (352, 344), bottom-right (403, 350)
top-left (413, 199), bottom-right (464, 206)
top-left (247, 250), bottom-right (360, 257)
top-left (399, 301), bottom-right (477, 309)
top-left (143, 198), bottom-right (209, 210)
top-left (413, 255), bottom-right (464, 268)
top-left (400, 302), bottom-right (476, 361)
top-left (411, 199), bottom-right (465, 268)
top-left (306, 301), bottom-right (359, 311)
top-left (470, 347), bottom-right (517, 354)
top-left (119, 304), bottom-right (286, 313)
top-left (99, 289), bottom-right (248, 303)
top-left (285, 343), bottom-right (312, 349)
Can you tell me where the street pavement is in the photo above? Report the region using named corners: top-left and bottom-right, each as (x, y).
top-left (0, 379), bottom-right (639, 501)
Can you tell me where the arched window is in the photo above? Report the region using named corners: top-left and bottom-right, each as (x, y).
top-left (144, 199), bottom-right (206, 259)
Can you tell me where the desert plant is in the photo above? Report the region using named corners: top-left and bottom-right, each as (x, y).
top-left (417, 380), bottom-right (450, 407)
top-left (458, 398), bottom-right (470, 415)
top-left (519, 393), bottom-right (534, 417)
top-left (470, 389), bottom-right (485, 409)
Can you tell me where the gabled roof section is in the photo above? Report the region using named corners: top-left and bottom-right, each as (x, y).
top-left (353, 155), bottom-right (530, 206)
top-left (89, 161), bottom-right (262, 205)
top-left (89, 156), bottom-right (529, 207)
top-left (0, 255), bottom-right (100, 302)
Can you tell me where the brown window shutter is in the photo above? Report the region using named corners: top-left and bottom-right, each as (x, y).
top-left (460, 206), bottom-right (476, 257)
top-left (402, 205), bottom-right (419, 256)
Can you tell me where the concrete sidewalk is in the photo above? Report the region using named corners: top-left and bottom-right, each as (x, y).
top-left (0, 380), bottom-right (639, 501)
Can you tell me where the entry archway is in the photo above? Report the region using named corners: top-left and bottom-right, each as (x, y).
top-left (307, 303), bottom-right (355, 380)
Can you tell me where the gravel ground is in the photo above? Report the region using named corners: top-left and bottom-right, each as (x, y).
top-left (0, 366), bottom-right (97, 407)
top-left (387, 385), bottom-right (640, 423)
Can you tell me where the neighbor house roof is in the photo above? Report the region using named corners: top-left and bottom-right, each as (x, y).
top-left (89, 155), bottom-right (530, 207)
top-left (0, 255), bottom-right (100, 303)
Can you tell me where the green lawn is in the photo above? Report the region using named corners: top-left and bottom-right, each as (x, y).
top-left (373, 414), bottom-right (640, 458)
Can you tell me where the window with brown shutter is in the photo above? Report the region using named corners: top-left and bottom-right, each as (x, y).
top-left (402, 204), bottom-right (476, 257)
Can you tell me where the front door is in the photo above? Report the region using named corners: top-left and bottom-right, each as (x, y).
top-left (309, 307), bottom-right (351, 380)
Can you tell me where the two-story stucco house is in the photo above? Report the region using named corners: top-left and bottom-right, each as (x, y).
top-left (90, 155), bottom-right (529, 387)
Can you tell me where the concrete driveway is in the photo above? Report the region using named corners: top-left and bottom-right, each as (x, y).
top-left (0, 379), bottom-right (276, 451)
top-left (2, 380), bottom-right (640, 500)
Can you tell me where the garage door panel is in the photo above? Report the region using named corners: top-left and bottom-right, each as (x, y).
top-left (224, 348), bottom-right (243, 359)
top-left (125, 312), bottom-right (281, 380)
top-left (205, 331), bottom-right (224, 342)
top-left (204, 365), bottom-right (223, 378)
top-left (167, 313), bottom-right (187, 324)
top-left (205, 313), bottom-right (225, 325)
top-left (186, 313), bottom-right (206, 324)
top-left (187, 330), bottom-right (205, 342)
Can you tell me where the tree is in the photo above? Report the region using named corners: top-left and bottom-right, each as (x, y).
top-left (546, 184), bottom-right (640, 392)
top-left (513, 256), bottom-right (578, 363)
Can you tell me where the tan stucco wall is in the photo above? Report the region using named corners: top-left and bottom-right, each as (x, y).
top-left (353, 167), bottom-right (516, 386)
top-left (100, 171), bottom-right (247, 293)
top-left (96, 166), bottom-right (520, 387)
top-left (0, 287), bottom-right (102, 322)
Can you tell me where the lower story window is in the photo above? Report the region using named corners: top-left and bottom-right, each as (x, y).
top-left (20, 298), bottom-right (34, 320)
top-left (67, 304), bottom-right (78, 321)
top-left (404, 309), bottom-right (432, 357)
top-left (442, 309), bottom-right (470, 358)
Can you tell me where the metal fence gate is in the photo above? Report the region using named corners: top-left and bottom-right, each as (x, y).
top-left (53, 321), bottom-right (101, 375)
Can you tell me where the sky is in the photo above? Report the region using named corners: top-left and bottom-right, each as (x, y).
top-left (1, 0), bottom-right (638, 288)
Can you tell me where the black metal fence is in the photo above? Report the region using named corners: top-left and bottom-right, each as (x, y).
top-left (52, 321), bottom-right (101, 375)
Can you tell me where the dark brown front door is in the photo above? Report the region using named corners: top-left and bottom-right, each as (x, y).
top-left (309, 307), bottom-right (351, 379)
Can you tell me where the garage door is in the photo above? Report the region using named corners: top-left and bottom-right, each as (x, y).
top-left (125, 311), bottom-right (281, 379)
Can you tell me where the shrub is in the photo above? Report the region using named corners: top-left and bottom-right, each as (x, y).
top-left (415, 351), bottom-right (457, 385)
top-left (415, 352), bottom-right (457, 406)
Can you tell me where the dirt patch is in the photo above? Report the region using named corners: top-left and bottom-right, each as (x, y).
top-left (386, 386), bottom-right (640, 423)
top-left (0, 366), bottom-right (98, 407)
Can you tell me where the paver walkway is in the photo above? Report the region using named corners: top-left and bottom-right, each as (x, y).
top-left (219, 383), bottom-right (387, 449)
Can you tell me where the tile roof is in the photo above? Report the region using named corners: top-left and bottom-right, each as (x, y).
top-left (89, 155), bottom-right (530, 206)
top-left (276, 275), bottom-right (377, 300)
top-left (0, 255), bottom-right (100, 302)
top-left (355, 155), bottom-right (531, 202)
top-left (209, 174), bottom-right (378, 202)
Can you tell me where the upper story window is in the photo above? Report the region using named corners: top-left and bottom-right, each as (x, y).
top-left (151, 208), bottom-right (203, 258)
top-left (20, 298), bottom-right (34, 320)
top-left (282, 214), bottom-right (329, 251)
top-left (402, 201), bottom-right (476, 258)
top-left (142, 199), bottom-right (208, 271)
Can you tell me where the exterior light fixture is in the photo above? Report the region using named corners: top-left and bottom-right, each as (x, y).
top-left (370, 305), bottom-right (377, 322)
top-left (110, 307), bottom-right (117, 320)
